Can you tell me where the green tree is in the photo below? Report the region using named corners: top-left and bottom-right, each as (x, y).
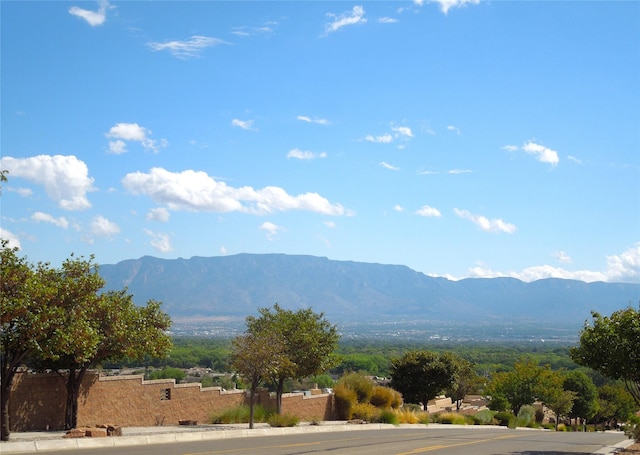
top-left (28, 257), bottom-right (172, 429)
top-left (571, 307), bottom-right (640, 406)
top-left (231, 330), bottom-right (287, 429)
top-left (595, 383), bottom-right (638, 429)
top-left (486, 359), bottom-right (546, 415)
top-left (389, 350), bottom-right (459, 407)
top-left (148, 366), bottom-right (187, 383)
top-left (1, 243), bottom-right (60, 441)
top-left (563, 370), bottom-right (599, 427)
top-left (245, 304), bottom-right (339, 413)
top-left (445, 357), bottom-right (483, 410)
top-left (538, 370), bottom-right (575, 431)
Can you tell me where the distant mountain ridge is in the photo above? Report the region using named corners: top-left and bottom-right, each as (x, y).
top-left (98, 254), bottom-right (640, 326)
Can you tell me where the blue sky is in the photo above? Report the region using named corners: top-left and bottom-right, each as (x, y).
top-left (1, 0), bottom-right (639, 283)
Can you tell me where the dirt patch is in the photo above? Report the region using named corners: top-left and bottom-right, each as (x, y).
top-left (620, 442), bottom-right (640, 454)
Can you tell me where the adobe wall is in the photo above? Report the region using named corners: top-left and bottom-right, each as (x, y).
top-left (9, 372), bottom-right (335, 431)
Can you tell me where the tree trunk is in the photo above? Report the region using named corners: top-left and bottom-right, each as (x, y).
top-left (0, 372), bottom-right (13, 441)
top-left (249, 383), bottom-right (256, 430)
top-left (275, 377), bottom-right (285, 414)
top-left (64, 367), bottom-right (87, 429)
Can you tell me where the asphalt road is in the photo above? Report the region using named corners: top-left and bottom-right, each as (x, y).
top-left (31, 427), bottom-right (629, 455)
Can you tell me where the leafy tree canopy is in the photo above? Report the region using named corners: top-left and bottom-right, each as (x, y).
top-left (570, 307), bottom-right (640, 406)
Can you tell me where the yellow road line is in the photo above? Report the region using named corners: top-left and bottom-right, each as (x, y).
top-left (396, 433), bottom-right (520, 455)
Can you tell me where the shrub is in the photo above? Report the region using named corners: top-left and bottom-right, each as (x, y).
top-left (337, 372), bottom-right (374, 403)
top-left (557, 423), bottom-right (568, 432)
top-left (351, 402), bottom-right (378, 422)
top-left (334, 383), bottom-right (358, 420)
top-left (516, 405), bottom-right (536, 428)
top-left (395, 407), bottom-right (424, 424)
top-left (209, 404), bottom-right (271, 424)
top-left (374, 409), bottom-right (400, 425)
top-left (474, 409), bottom-right (495, 425)
top-left (148, 366), bottom-right (186, 383)
top-left (402, 403), bottom-right (423, 413)
top-left (370, 386), bottom-right (402, 409)
top-left (535, 408), bottom-right (545, 424)
top-left (494, 411), bottom-right (514, 427)
top-left (624, 416), bottom-right (640, 441)
top-left (268, 413), bottom-right (299, 427)
top-left (434, 412), bottom-right (467, 425)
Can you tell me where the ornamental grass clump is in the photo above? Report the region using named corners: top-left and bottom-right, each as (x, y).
top-left (268, 413), bottom-right (299, 427)
top-left (209, 404), bottom-right (271, 424)
top-left (433, 412), bottom-right (467, 425)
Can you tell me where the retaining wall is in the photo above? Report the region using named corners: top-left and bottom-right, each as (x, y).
top-left (9, 372), bottom-right (334, 431)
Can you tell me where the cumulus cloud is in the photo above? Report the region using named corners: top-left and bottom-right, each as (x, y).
top-left (364, 133), bottom-right (393, 143)
top-left (416, 205), bottom-right (442, 217)
top-left (122, 167), bottom-right (349, 216)
top-left (297, 115), bottom-right (330, 125)
top-left (380, 161), bottom-right (399, 171)
top-left (454, 208), bottom-right (516, 233)
top-left (323, 221), bottom-right (337, 228)
top-left (605, 243), bottom-right (640, 283)
top-left (90, 215), bottom-right (120, 238)
top-left (553, 251), bottom-right (572, 264)
top-left (259, 221), bottom-right (284, 241)
top-left (393, 205), bottom-right (405, 212)
top-left (392, 126), bottom-right (414, 138)
top-left (0, 228), bottom-right (21, 249)
top-left (148, 35), bottom-right (226, 59)
top-left (69, 0), bottom-right (111, 26)
top-left (324, 5), bottom-right (367, 35)
top-left (0, 155), bottom-right (95, 210)
top-left (426, 0), bottom-right (480, 14)
top-left (106, 122), bottom-right (166, 154)
top-left (231, 119), bottom-right (255, 131)
top-left (145, 229), bottom-right (173, 253)
top-left (146, 207), bottom-right (170, 222)
top-left (287, 149), bottom-right (327, 160)
top-left (31, 212), bottom-right (69, 229)
top-left (504, 141), bottom-right (559, 166)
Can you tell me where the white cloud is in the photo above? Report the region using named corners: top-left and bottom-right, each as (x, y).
top-left (522, 141), bottom-right (559, 166)
top-left (122, 167), bottom-right (349, 216)
top-left (449, 244), bottom-right (640, 283)
top-left (31, 212), bottom-right (69, 229)
top-left (567, 155), bottom-right (583, 164)
top-left (392, 126), bottom-right (414, 138)
top-left (148, 35), bottom-right (226, 59)
top-left (259, 221), bottom-right (284, 241)
top-left (416, 205), bottom-right (442, 217)
top-left (505, 141), bottom-right (559, 166)
top-left (220, 246), bottom-right (228, 255)
top-left (232, 119), bottom-right (255, 131)
top-left (106, 122), bottom-right (166, 153)
top-left (108, 139), bottom-right (127, 155)
top-left (0, 228), bottom-right (21, 249)
top-left (448, 169), bottom-right (472, 174)
top-left (0, 155), bottom-right (95, 210)
top-left (325, 5), bottom-right (367, 35)
top-left (378, 17), bottom-right (398, 24)
top-left (379, 161), bottom-right (399, 171)
top-left (90, 215), bottom-right (120, 238)
top-left (69, 0), bottom-right (111, 27)
top-left (393, 205), bottom-right (404, 212)
top-left (287, 149), bottom-right (327, 160)
top-left (447, 125), bottom-right (461, 135)
top-left (428, 0), bottom-right (480, 15)
top-left (454, 208), bottom-right (517, 233)
top-left (297, 115), bottom-right (330, 125)
top-left (364, 133), bottom-right (393, 143)
top-left (146, 207), bottom-right (170, 222)
top-left (553, 251), bottom-right (572, 264)
top-left (145, 229), bottom-right (173, 253)
top-left (324, 221), bottom-right (337, 228)
top-left (605, 243), bottom-right (640, 283)
top-left (7, 187), bottom-right (33, 197)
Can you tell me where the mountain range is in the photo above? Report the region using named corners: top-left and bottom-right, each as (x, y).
top-left (99, 254), bottom-right (639, 327)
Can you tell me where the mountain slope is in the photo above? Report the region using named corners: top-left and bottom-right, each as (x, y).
top-left (98, 254), bottom-right (639, 325)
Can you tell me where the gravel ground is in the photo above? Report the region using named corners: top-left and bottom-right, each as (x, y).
top-left (621, 442), bottom-right (640, 454)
